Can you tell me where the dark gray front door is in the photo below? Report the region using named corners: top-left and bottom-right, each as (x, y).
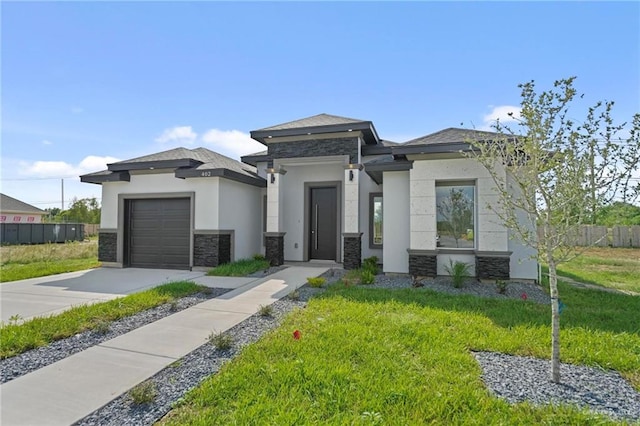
top-left (125, 198), bottom-right (190, 269)
top-left (309, 187), bottom-right (337, 260)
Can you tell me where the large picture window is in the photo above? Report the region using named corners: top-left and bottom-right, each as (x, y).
top-left (436, 182), bottom-right (475, 249)
top-left (369, 193), bottom-right (383, 248)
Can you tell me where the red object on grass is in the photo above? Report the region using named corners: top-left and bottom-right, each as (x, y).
top-left (293, 330), bottom-right (301, 340)
top-left (521, 292), bottom-right (528, 301)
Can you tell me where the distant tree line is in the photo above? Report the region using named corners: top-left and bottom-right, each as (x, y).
top-left (594, 201), bottom-right (640, 226)
top-left (44, 197), bottom-right (101, 224)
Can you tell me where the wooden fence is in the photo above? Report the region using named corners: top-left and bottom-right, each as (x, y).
top-left (537, 225), bottom-right (640, 248)
top-left (83, 224), bottom-right (99, 236)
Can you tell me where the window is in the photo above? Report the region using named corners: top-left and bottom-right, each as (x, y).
top-left (436, 182), bottom-right (475, 249)
top-left (369, 193), bottom-right (383, 248)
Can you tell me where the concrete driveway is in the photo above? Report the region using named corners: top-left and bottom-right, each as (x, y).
top-left (0, 268), bottom-right (206, 323)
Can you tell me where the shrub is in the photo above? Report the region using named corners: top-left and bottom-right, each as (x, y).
top-left (307, 277), bottom-right (326, 288)
top-left (129, 380), bottom-right (157, 405)
top-left (289, 289), bottom-right (300, 301)
top-left (258, 304), bottom-right (274, 317)
top-left (361, 269), bottom-right (375, 285)
top-left (253, 253), bottom-right (266, 261)
top-left (444, 260), bottom-right (471, 288)
top-left (363, 256), bottom-right (379, 275)
top-left (496, 280), bottom-right (508, 294)
top-left (94, 319), bottom-right (111, 335)
top-left (209, 331), bottom-right (234, 350)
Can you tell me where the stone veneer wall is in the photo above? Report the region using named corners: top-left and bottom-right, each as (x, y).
top-left (408, 253), bottom-right (437, 277)
top-left (267, 137), bottom-right (359, 167)
top-left (343, 233), bottom-right (362, 270)
top-left (476, 255), bottom-right (510, 280)
top-left (193, 234), bottom-right (231, 267)
top-left (98, 232), bottom-right (117, 263)
top-left (265, 233), bottom-right (285, 266)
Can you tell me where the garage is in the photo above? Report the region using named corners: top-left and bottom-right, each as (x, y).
top-left (125, 198), bottom-right (191, 269)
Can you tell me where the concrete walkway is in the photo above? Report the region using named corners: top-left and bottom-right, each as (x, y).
top-left (0, 266), bottom-right (328, 426)
top-left (1, 268), bottom-right (207, 323)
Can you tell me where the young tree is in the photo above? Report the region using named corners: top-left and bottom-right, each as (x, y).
top-left (467, 77), bottom-right (640, 383)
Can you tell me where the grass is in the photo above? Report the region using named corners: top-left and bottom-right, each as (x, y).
top-left (161, 280), bottom-right (639, 425)
top-left (554, 247), bottom-right (640, 293)
top-left (207, 258), bottom-right (270, 277)
top-left (0, 281), bottom-right (203, 358)
top-left (0, 239), bottom-right (99, 282)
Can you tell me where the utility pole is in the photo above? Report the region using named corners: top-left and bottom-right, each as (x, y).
top-left (61, 178), bottom-right (64, 210)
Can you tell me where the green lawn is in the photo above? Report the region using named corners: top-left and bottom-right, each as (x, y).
top-left (0, 239), bottom-right (100, 282)
top-left (0, 281), bottom-right (203, 358)
top-left (555, 247), bottom-right (640, 293)
top-left (207, 258), bottom-right (270, 277)
top-left (161, 282), bottom-right (639, 425)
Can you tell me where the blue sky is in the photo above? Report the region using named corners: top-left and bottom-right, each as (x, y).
top-left (2, 1), bottom-right (639, 209)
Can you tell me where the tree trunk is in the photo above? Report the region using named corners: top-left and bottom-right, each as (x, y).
top-left (548, 258), bottom-right (561, 383)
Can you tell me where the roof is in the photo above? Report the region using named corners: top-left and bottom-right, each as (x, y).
top-left (393, 127), bottom-right (517, 156)
top-left (250, 113), bottom-right (380, 145)
top-left (81, 147), bottom-right (265, 187)
top-left (403, 128), bottom-right (509, 146)
top-left (0, 193), bottom-right (46, 214)
top-left (256, 113), bottom-right (367, 131)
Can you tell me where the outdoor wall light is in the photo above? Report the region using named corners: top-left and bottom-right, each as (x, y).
top-left (270, 174), bottom-right (275, 184)
top-left (349, 170), bottom-right (354, 181)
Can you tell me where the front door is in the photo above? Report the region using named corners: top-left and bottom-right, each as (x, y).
top-left (309, 187), bottom-right (337, 260)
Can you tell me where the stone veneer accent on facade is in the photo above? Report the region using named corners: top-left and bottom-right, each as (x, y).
top-left (265, 233), bottom-right (285, 266)
top-left (267, 137), bottom-right (359, 167)
top-left (475, 253), bottom-right (511, 280)
top-left (193, 233), bottom-right (231, 267)
top-left (408, 250), bottom-right (437, 277)
top-left (343, 233), bottom-right (362, 270)
top-left (98, 232), bottom-right (117, 263)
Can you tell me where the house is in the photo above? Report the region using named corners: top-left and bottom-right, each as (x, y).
top-left (0, 193), bottom-right (46, 224)
top-left (81, 114), bottom-right (538, 280)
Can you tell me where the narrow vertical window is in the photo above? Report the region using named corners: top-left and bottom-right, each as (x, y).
top-left (436, 182), bottom-right (475, 249)
top-left (369, 193), bottom-right (383, 248)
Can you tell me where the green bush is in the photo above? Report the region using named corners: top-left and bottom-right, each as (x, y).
top-left (444, 260), bottom-right (471, 288)
top-left (253, 253), bottom-right (266, 261)
top-left (362, 256), bottom-right (379, 275)
top-left (307, 277), bottom-right (326, 288)
top-left (361, 269), bottom-right (375, 285)
top-left (258, 304), bottom-right (274, 317)
top-left (209, 331), bottom-right (234, 350)
top-left (129, 380), bottom-right (157, 405)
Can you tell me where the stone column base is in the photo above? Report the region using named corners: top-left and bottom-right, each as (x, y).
top-left (408, 249), bottom-right (437, 277)
top-left (475, 251), bottom-right (511, 280)
top-left (265, 232), bottom-right (286, 266)
top-left (194, 232), bottom-right (232, 267)
top-left (343, 233), bottom-right (363, 270)
top-left (98, 231), bottom-right (117, 263)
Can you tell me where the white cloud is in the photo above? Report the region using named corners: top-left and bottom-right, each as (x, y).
top-left (42, 140), bottom-right (53, 146)
top-left (200, 128), bottom-right (265, 159)
top-left (19, 155), bottom-right (121, 178)
top-left (155, 126), bottom-right (198, 145)
top-left (482, 105), bottom-right (522, 130)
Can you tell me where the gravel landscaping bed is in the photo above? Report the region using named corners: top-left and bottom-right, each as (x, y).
top-left (246, 265), bottom-right (288, 278)
top-left (474, 351), bottom-right (640, 422)
top-left (76, 298), bottom-right (305, 426)
top-left (0, 288), bottom-right (230, 384)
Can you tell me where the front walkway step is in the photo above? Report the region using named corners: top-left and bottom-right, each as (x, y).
top-left (0, 266), bottom-right (328, 426)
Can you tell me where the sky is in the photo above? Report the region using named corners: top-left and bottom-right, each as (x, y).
top-left (2, 1), bottom-right (639, 210)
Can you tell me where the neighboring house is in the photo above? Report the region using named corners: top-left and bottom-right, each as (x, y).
top-left (81, 114), bottom-right (538, 280)
top-left (0, 193), bottom-right (46, 223)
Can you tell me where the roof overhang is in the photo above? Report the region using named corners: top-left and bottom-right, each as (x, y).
top-left (80, 171), bottom-right (131, 185)
top-left (361, 145), bottom-right (393, 156)
top-left (392, 142), bottom-right (473, 155)
top-left (364, 159), bottom-right (413, 185)
top-left (175, 168), bottom-right (266, 187)
top-left (107, 158), bottom-right (203, 172)
top-left (250, 121), bottom-right (380, 146)
top-left (240, 153), bottom-right (270, 167)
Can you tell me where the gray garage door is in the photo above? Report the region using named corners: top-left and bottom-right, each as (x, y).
top-left (125, 198), bottom-right (190, 269)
